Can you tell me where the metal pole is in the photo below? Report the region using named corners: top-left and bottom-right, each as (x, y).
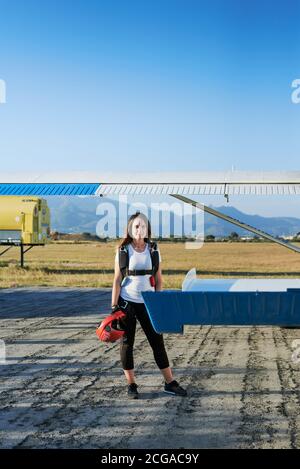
top-left (171, 194), bottom-right (300, 254)
top-left (20, 244), bottom-right (24, 268)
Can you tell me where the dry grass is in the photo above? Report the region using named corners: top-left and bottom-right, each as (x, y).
top-left (0, 241), bottom-right (300, 289)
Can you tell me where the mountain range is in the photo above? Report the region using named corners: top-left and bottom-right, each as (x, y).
top-left (45, 196), bottom-right (300, 238)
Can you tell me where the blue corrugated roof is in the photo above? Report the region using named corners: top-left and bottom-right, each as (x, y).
top-left (0, 183), bottom-right (101, 196)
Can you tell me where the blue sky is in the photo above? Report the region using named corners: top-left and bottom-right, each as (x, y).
top-left (0, 0), bottom-right (300, 215)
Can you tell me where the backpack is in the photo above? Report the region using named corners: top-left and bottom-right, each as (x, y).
top-left (118, 241), bottom-right (160, 280)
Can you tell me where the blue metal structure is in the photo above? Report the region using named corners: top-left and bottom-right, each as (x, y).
top-left (0, 183), bottom-right (101, 196)
top-left (142, 290), bottom-right (300, 333)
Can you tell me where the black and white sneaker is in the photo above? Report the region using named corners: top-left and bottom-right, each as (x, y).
top-left (164, 380), bottom-right (187, 397)
top-left (127, 383), bottom-right (139, 399)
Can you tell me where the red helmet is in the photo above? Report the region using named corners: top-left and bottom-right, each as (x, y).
top-left (96, 310), bottom-right (126, 343)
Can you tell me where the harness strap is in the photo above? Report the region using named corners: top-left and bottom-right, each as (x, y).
top-left (128, 269), bottom-right (153, 276)
top-left (119, 241), bottom-right (160, 280)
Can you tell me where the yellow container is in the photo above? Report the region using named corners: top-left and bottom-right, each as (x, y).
top-left (0, 196), bottom-right (50, 244)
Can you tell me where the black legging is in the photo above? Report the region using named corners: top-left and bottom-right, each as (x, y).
top-left (118, 296), bottom-right (170, 371)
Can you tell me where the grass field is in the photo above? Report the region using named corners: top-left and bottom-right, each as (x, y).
top-left (0, 241), bottom-right (300, 289)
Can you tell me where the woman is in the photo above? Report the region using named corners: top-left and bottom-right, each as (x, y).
top-left (111, 211), bottom-right (187, 399)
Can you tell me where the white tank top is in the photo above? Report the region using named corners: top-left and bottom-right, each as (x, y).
top-left (115, 243), bottom-right (162, 303)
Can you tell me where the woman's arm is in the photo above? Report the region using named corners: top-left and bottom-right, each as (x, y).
top-left (154, 265), bottom-right (163, 292)
top-left (111, 256), bottom-right (123, 307)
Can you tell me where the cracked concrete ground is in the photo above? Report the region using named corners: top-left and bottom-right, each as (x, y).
top-left (1, 287), bottom-right (300, 449)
